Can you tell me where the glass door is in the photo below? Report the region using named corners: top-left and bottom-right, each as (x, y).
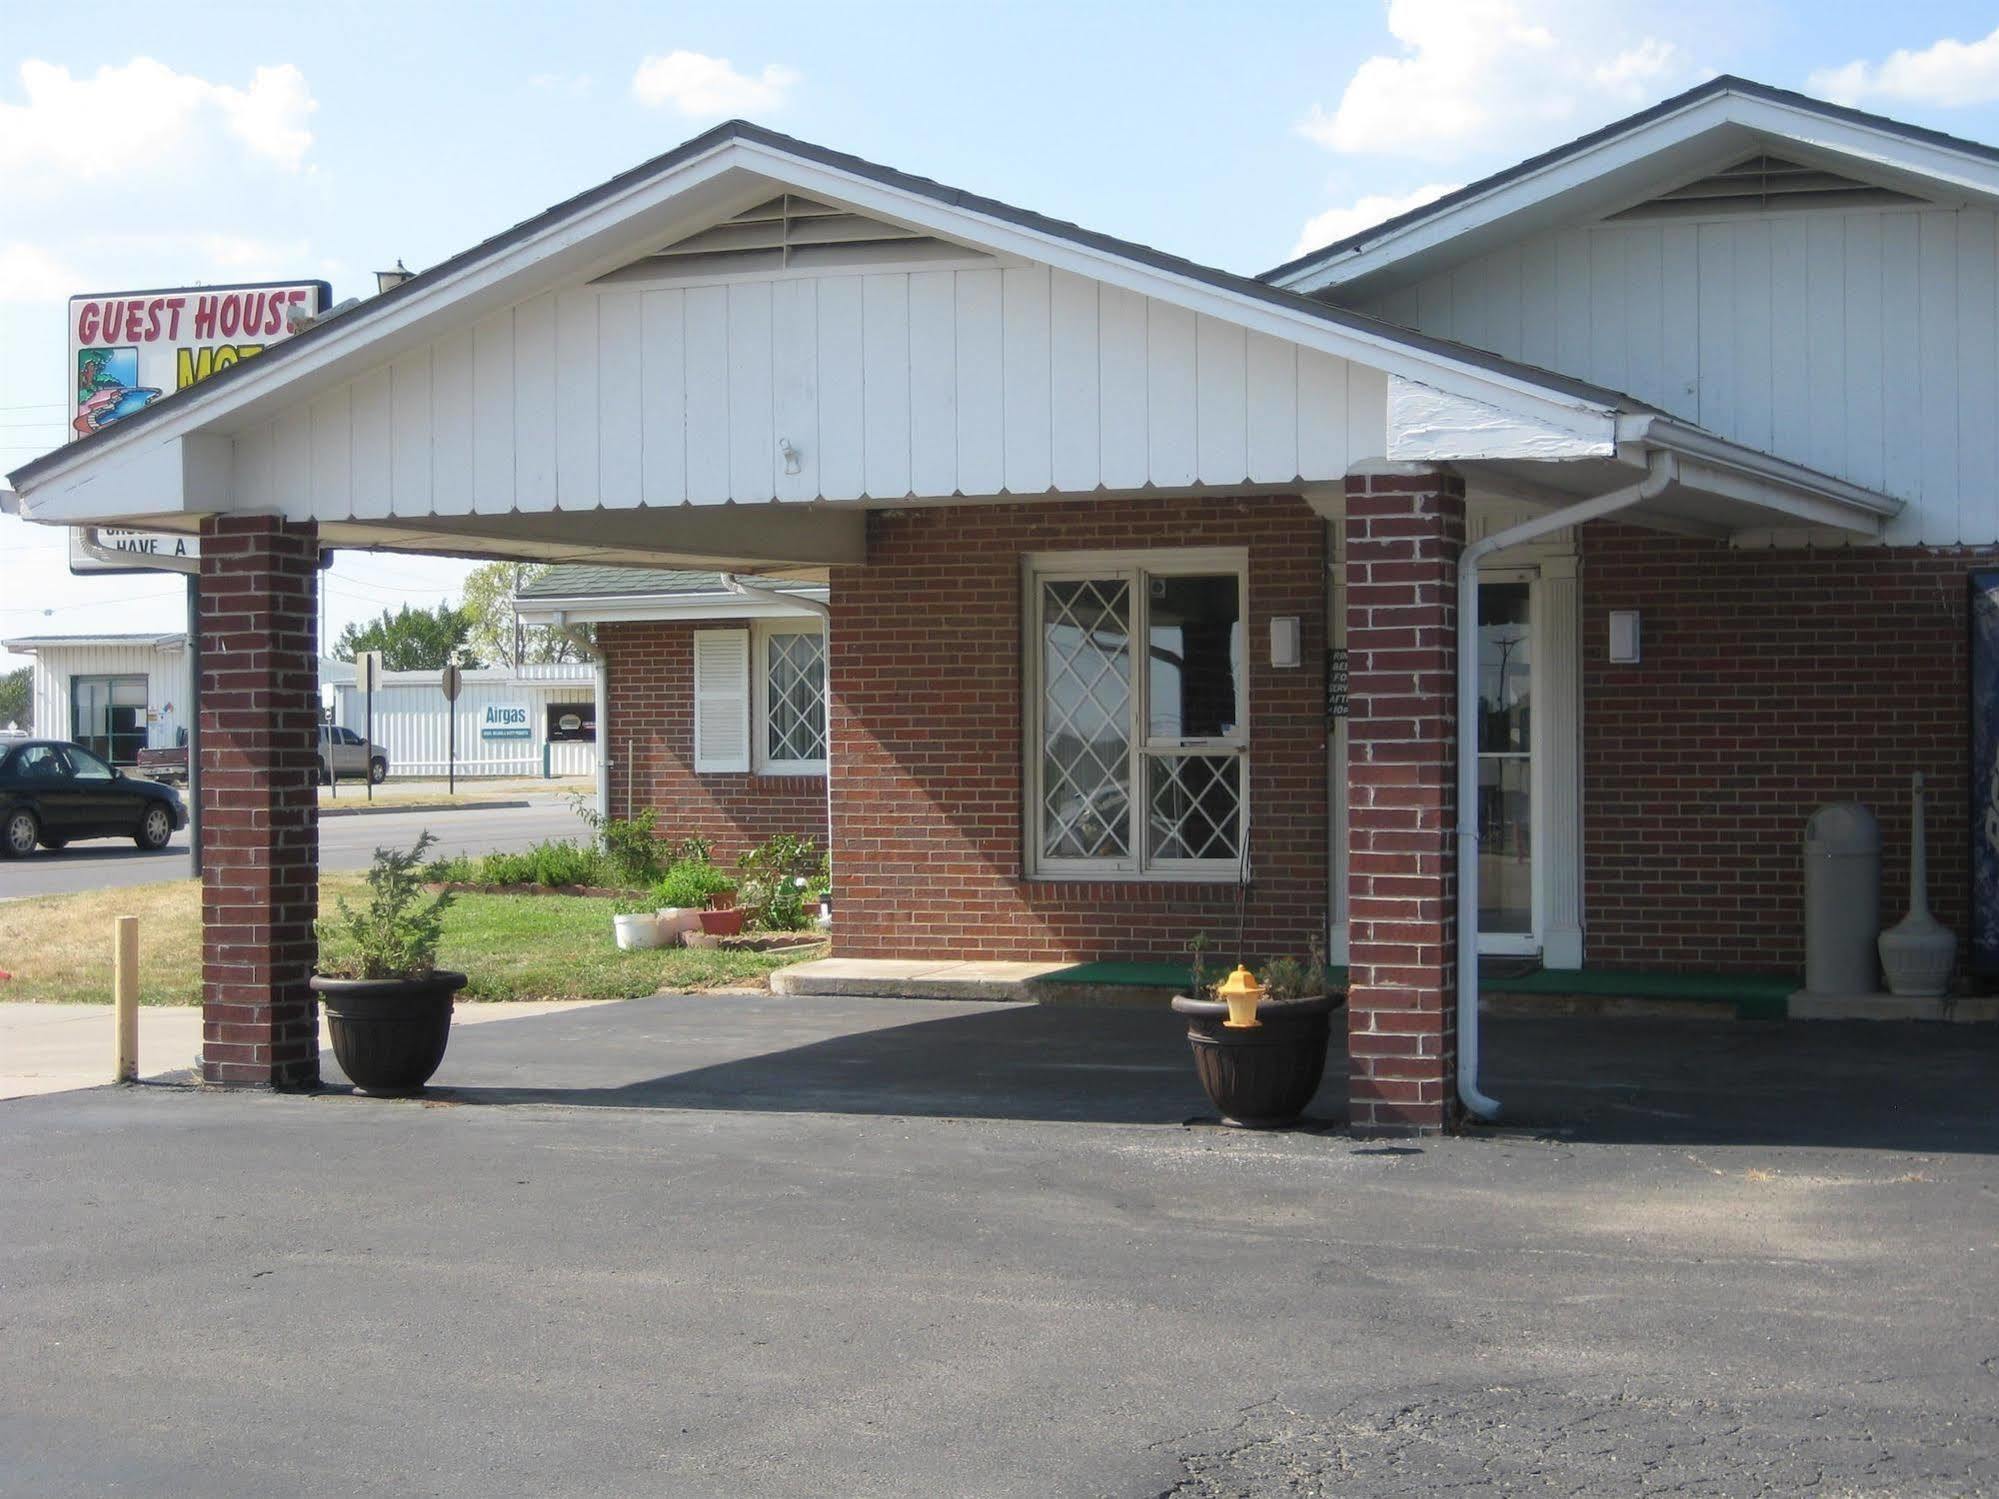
top-left (1477, 582), bottom-right (1535, 952)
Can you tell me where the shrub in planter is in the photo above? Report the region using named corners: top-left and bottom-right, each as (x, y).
top-left (1170, 936), bottom-right (1342, 1128)
top-left (313, 832), bottom-right (466, 1096)
top-left (736, 834), bottom-right (826, 932)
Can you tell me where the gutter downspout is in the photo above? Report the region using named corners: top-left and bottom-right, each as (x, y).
top-left (547, 610), bottom-right (607, 822)
top-left (1454, 448), bottom-right (1676, 1121)
top-left (720, 575), bottom-right (834, 862)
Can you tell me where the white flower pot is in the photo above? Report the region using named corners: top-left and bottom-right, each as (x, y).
top-left (655, 908), bottom-right (702, 945)
top-left (613, 912), bottom-right (663, 950)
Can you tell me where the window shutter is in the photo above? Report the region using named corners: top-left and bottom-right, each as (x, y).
top-left (693, 629), bottom-right (751, 773)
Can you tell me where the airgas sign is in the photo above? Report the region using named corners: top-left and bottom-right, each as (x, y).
top-left (480, 704), bottom-right (532, 741)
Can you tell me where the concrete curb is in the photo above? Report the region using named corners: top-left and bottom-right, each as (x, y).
top-left (318, 798), bottom-right (532, 819)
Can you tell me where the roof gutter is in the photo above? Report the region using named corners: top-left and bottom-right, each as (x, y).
top-left (1453, 448), bottom-right (1677, 1122)
top-left (1617, 415), bottom-right (1904, 531)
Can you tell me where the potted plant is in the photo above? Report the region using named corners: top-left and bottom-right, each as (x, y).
top-left (312, 832), bottom-right (466, 1096)
top-left (697, 875), bottom-right (744, 937)
top-left (1170, 935), bottom-right (1341, 1128)
top-left (651, 864), bottom-right (714, 945)
top-left (612, 893), bottom-right (664, 950)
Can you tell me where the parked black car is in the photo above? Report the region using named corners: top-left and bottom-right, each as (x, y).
top-left (0, 740), bottom-right (187, 856)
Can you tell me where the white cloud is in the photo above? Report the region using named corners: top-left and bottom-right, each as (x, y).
top-left (1810, 27), bottom-right (1999, 108)
top-left (1297, 0), bottom-right (1700, 161)
top-left (630, 50), bottom-right (799, 118)
top-left (1290, 183), bottom-right (1461, 258)
top-left (0, 58), bottom-right (316, 185)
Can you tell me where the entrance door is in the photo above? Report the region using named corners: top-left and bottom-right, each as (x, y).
top-left (1477, 580), bottom-right (1536, 953)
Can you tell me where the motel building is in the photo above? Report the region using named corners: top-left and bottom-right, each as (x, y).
top-left (9, 75), bottom-right (1999, 1135)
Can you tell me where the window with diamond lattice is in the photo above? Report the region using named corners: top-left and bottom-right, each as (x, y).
top-left (759, 623), bottom-right (826, 774)
top-left (1029, 552), bottom-right (1246, 878)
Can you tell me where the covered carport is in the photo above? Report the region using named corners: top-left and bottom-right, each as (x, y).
top-left (1, 121), bottom-right (1900, 1132)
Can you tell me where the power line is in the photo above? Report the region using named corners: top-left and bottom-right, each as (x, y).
top-left (0, 590), bottom-right (181, 616)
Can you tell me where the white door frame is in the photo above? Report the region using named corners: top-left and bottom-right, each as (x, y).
top-left (1323, 500), bottom-right (1583, 970)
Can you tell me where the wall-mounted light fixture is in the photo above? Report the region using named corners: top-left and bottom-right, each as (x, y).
top-left (1270, 615), bottom-right (1301, 669)
top-left (779, 438), bottom-right (802, 476)
top-left (1608, 609), bottom-right (1642, 664)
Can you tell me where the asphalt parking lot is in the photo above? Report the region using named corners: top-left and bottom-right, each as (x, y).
top-left (3, 999), bottom-right (1995, 1497)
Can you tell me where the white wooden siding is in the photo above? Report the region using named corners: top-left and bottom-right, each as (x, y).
top-left (1356, 206), bottom-right (1999, 545)
top-left (235, 263), bottom-right (1386, 521)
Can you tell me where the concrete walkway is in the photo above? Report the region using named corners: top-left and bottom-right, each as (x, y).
top-left (0, 1000), bottom-right (613, 1100)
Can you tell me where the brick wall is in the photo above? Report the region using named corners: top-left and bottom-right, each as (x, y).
top-left (828, 493), bottom-right (1328, 963)
top-left (198, 515), bottom-right (320, 1089)
top-left (1343, 471), bottom-right (1463, 1135)
top-left (598, 619), bottom-right (828, 861)
top-left (1582, 524), bottom-right (1992, 973)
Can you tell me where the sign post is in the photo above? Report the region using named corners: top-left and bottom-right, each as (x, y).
top-left (358, 651), bottom-right (384, 804)
top-left (441, 664), bottom-right (463, 796)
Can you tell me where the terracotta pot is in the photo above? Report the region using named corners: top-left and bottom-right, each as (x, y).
top-left (310, 971), bottom-right (466, 1096)
top-left (698, 905), bottom-right (745, 936)
top-left (1169, 992), bottom-right (1342, 1128)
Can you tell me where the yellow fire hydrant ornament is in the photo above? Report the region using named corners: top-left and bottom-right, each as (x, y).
top-left (1217, 964), bottom-right (1264, 1029)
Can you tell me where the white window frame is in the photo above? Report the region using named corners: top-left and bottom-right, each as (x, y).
top-left (753, 618), bottom-right (827, 778)
top-left (1023, 546), bottom-right (1250, 882)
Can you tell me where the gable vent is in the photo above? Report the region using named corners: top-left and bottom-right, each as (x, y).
top-left (595, 194), bottom-right (986, 284)
top-left (1608, 154), bottom-right (1925, 222)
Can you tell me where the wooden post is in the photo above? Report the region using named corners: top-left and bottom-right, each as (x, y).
top-left (114, 915), bottom-right (139, 1082)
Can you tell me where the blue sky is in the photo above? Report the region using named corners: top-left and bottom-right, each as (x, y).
top-left (7, 0), bottom-right (1999, 678)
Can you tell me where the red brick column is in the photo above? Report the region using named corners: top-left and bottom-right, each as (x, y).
top-left (198, 515), bottom-right (320, 1089)
top-left (1344, 468), bottom-right (1464, 1136)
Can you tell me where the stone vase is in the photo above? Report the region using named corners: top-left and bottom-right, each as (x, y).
top-left (1879, 772), bottom-right (1956, 997)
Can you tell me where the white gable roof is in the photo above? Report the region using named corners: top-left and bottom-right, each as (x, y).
top-left (1268, 76), bottom-right (1999, 299)
top-left (4, 118), bottom-right (1897, 556)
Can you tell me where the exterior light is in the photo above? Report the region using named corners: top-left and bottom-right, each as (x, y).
top-left (1216, 964), bottom-right (1264, 1029)
top-left (375, 260), bottom-right (413, 295)
top-left (1270, 615), bottom-right (1301, 669)
top-left (1608, 609), bottom-right (1641, 664)
top-left (779, 438), bottom-right (801, 475)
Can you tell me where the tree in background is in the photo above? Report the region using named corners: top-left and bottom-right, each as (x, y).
top-left (462, 562), bottom-right (594, 667)
top-left (335, 603), bottom-right (477, 671)
top-left (0, 667), bottom-right (30, 732)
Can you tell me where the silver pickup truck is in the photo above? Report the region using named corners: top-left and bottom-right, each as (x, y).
top-left (316, 725), bottom-right (389, 784)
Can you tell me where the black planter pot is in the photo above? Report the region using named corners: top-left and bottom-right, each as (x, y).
top-left (1170, 992), bottom-right (1343, 1127)
top-left (310, 971), bottom-right (466, 1096)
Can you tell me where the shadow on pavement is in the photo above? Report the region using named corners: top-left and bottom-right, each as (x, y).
top-left (329, 993), bottom-right (1999, 1153)
top-left (1483, 1016), bottom-right (1999, 1153)
top-left (315, 991), bottom-right (1999, 1159)
top-left (411, 999), bottom-right (1259, 1126)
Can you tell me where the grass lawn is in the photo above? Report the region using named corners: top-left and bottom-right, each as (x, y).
top-left (0, 875), bottom-right (822, 1006)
